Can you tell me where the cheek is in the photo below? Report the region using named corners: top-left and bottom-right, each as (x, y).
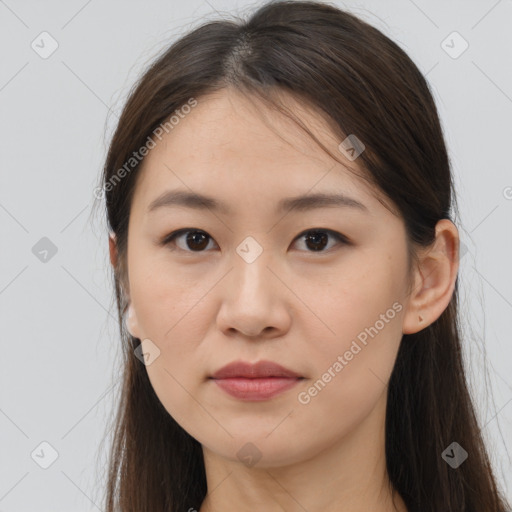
top-left (131, 267), bottom-right (214, 433)
top-left (292, 296), bottom-right (403, 454)
top-left (130, 253), bottom-right (208, 340)
top-left (129, 254), bottom-right (215, 370)
top-left (299, 252), bottom-right (406, 402)
top-left (304, 302), bottom-right (403, 408)
top-left (301, 249), bottom-right (406, 345)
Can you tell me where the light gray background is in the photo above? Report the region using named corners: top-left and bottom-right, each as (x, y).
top-left (1, 0), bottom-right (511, 510)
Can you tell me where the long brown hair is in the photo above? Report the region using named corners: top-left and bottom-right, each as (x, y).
top-left (95, 1), bottom-right (511, 510)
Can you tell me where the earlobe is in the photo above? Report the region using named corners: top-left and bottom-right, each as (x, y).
top-left (402, 219), bottom-right (459, 335)
top-left (125, 303), bottom-right (141, 339)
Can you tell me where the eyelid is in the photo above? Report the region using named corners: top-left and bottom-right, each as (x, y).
top-left (295, 228), bottom-right (350, 244)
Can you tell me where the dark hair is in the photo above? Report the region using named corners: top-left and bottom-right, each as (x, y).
top-left (95, 1), bottom-right (511, 511)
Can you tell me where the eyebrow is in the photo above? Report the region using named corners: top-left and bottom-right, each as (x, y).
top-left (147, 189), bottom-right (369, 215)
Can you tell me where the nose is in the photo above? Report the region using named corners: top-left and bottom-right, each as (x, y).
top-left (215, 248), bottom-right (291, 340)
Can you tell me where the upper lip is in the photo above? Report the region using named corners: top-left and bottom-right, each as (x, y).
top-left (210, 360), bottom-right (302, 379)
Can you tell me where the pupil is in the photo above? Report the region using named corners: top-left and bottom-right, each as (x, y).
top-left (187, 231), bottom-right (208, 250)
top-left (306, 231), bottom-right (327, 251)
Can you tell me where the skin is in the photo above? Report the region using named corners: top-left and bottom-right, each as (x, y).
top-left (109, 87), bottom-right (459, 512)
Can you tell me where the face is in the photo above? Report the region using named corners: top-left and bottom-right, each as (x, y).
top-left (124, 87), bottom-right (413, 467)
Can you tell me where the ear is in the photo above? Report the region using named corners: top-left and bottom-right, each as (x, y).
top-left (109, 233), bottom-right (140, 338)
top-left (109, 232), bottom-right (118, 268)
top-left (125, 303), bottom-right (142, 339)
top-left (402, 219), bottom-right (460, 334)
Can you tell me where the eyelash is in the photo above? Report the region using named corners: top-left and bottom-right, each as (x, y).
top-left (160, 228), bottom-right (350, 254)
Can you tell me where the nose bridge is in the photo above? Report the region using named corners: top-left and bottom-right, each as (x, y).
top-left (215, 234), bottom-right (288, 337)
top-left (232, 235), bottom-right (273, 301)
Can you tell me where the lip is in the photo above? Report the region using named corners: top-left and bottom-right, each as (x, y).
top-left (210, 360), bottom-right (303, 401)
top-left (211, 360), bottom-right (302, 379)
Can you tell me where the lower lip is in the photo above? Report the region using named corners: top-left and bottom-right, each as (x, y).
top-left (211, 377), bottom-right (302, 401)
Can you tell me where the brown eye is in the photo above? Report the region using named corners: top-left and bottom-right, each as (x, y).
top-left (293, 229), bottom-right (348, 253)
top-left (163, 229), bottom-right (216, 252)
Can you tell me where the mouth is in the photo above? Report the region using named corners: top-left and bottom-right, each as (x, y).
top-left (209, 360), bottom-right (304, 401)
top-left (211, 377), bottom-right (302, 401)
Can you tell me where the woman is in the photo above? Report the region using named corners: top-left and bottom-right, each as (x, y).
top-left (98, 1), bottom-right (511, 510)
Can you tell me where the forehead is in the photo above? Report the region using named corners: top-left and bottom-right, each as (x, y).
top-left (131, 88), bottom-right (383, 216)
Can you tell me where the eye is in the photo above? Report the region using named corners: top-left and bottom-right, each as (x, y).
top-left (162, 229), bottom-right (217, 252)
top-left (292, 229), bottom-right (349, 253)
